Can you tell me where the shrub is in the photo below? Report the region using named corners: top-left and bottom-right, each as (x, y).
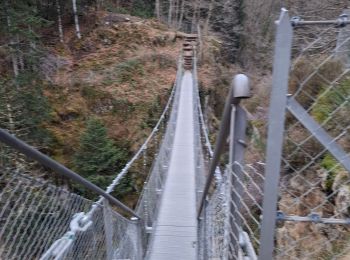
top-left (311, 78), bottom-right (350, 124)
top-left (290, 58), bottom-right (344, 109)
top-left (73, 118), bottom-right (128, 197)
top-left (321, 153), bottom-right (343, 192)
top-left (116, 59), bottom-right (144, 83)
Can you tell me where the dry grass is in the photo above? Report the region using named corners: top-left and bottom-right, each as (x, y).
top-left (44, 12), bottom-right (182, 164)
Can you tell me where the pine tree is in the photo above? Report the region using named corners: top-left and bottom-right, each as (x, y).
top-left (73, 118), bottom-right (128, 191)
top-left (0, 1), bottom-right (53, 146)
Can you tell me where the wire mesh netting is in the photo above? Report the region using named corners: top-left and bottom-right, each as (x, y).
top-left (197, 123), bottom-right (265, 260)
top-left (0, 142), bottom-right (146, 259)
top-left (196, 81), bottom-right (263, 259)
top-left (198, 171), bottom-right (228, 260)
top-left (272, 10), bottom-right (350, 260)
top-left (196, 6), bottom-right (350, 260)
top-left (62, 202), bottom-right (142, 260)
top-left (194, 52), bottom-right (227, 259)
top-left (193, 55), bottom-right (209, 206)
top-left (226, 162), bottom-right (264, 259)
top-left (0, 157), bottom-right (92, 259)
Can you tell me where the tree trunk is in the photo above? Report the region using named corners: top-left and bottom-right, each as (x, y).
top-left (10, 49), bottom-right (19, 77)
top-left (191, 0), bottom-right (201, 33)
top-left (174, 0), bottom-right (180, 27)
top-left (19, 53), bottom-right (24, 71)
top-left (6, 104), bottom-right (15, 133)
top-left (155, 0), bottom-right (161, 20)
top-left (56, 0), bottom-right (64, 42)
top-left (5, 0), bottom-right (18, 77)
top-left (178, 0), bottom-right (185, 30)
top-left (168, 0), bottom-right (173, 27)
top-left (204, 0), bottom-right (214, 35)
top-left (72, 0), bottom-right (81, 39)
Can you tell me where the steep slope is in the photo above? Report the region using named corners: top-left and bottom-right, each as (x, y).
top-left (43, 13), bottom-right (181, 166)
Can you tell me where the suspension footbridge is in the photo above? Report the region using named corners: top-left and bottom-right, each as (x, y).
top-left (2, 9), bottom-right (350, 260)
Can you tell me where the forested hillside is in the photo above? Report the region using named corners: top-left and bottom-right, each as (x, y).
top-left (1, 1), bottom-right (177, 201)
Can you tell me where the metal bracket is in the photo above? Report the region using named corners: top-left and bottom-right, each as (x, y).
top-left (276, 211), bottom-right (285, 221)
top-left (145, 226), bottom-right (153, 233)
top-left (291, 16), bottom-right (302, 27)
top-left (71, 212), bottom-right (93, 232)
top-left (290, 13), bottom-right (350, 27)
top-left (337, 13), bottom-right (349, 27)
top-left (276, 211), bottom-right (350, 224)
top-left (40, 212), bottom-right (93, 260)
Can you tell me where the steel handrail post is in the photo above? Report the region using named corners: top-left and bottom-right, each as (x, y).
top-left (197, 74), bottom-right (250, 218)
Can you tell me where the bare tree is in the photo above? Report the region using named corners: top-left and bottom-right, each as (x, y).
top-left (174, 0), bottom-right (180, 26)
top-left (5, 1), bottom-right (19, 77)
top-left (168, 0), bottom-right (174, 26)
top-left (203, 0), bottom-right (215, 35)
top-left (56, 0), bottom-right (64, 42)
top-left (155, 0), bottom-right (161, 20)
top-left (178, 0), bottom-right (185, 29)
top-left (72, 0), bottom-right (81, 39)
top-left (191, 0), bottom-right (201, 32)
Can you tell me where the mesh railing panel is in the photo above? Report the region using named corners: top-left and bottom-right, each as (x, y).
top-left (270, 10), bottom-right (350, 260)
top-left (193, 55), bottom-right (207, 207)
top-left (198, 8), bottom-right (350, 260)
top-left (0, 167), bottom-right (92, 260)
top-left (198, 174), bottom-right (228, 260)
top-left (226, 162), bottom-right (264, 259)
top-left (197, 105), bottom-right (262, 259)
top-left (62, 202), bottom-right (141, 260)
